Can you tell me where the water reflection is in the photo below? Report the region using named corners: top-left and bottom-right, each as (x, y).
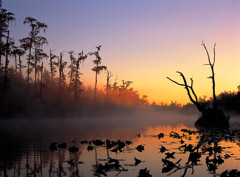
top-left (0, 113), bottom-right (240, 176)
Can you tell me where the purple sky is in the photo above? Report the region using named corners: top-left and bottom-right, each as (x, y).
top-left (3, 0), bottom-right (240, 103)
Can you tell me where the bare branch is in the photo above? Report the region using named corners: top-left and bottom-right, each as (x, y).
top-left (166, 77), bottom-right (185, 87)
top-left (190, 78), bottom-right (193, 88)
top-left (167, 71), bottom-right (199, 105)
top-left (190, 78), bottom-right (198, 103)
top-left (213, 43), bottom-right (216, 66)
top-left (202, 41), bottom-right (212, 66)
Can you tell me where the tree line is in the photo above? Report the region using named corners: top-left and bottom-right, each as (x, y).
top-left (0, 3), bottom-right (148, 118)
top-left (1, 1), bottom-right (240, 119)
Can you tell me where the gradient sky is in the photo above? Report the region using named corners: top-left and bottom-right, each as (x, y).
top-left (3, 0), bottom-right (240, 104)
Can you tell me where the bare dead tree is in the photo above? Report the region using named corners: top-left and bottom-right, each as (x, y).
top-left (167, 42), bottom-right (228, 127)
top-left (202, 41), bottom-right (218, 109)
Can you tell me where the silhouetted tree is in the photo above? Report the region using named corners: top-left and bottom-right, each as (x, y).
top-left (49, 49), bottom-right (57, 81)
top-left (202, 42), bottom-right (218, 109)
top-left (33, 48), bottom-right (48, 86)
top-left (73, 51), bottom-right (88, 101)
top-left (56, 52), bottom-right (67, 98)
top-left (68, 50), bottom-right (76, 96)
top-left (112, 78), bottom-right (119, 105)
top-left (14, 47), bottom-right (25, 76)
top-left (90, 45), bottom-right (107, 104)
top-left (119, 80), bottom-right (133, 104)
top-left (167, 42), bottom-right (228, 128)
top-left (39, 62), bottom-right (44, 99)
top-left (0, 7), bottom-right (15, 74)
top-left (33, 38), bottom-right (48, 86)
top-left (106, 70), bottom-right (113, 103)
top-left (11, 45), bottom-right (19, 72)
top-left (19, 17), bottom-right (47, 92)
top-left (3, 30), bottom-right (10, 89)
top-left (0, 8), bottom-right (15, 92)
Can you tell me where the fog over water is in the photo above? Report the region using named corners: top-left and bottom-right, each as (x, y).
top-left (0, 110), bottom-right (197, 142)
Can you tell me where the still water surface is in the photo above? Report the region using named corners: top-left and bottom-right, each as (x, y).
top-left (0, 111), bottom-right (240, 177)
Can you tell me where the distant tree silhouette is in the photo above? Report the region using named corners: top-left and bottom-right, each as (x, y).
top-left (73, 51), bottom-right (88, 101)
top-left (56, 52), bottom-right (67, 98)
top-left (49, 50), bottom-right (57, 81)
top-left (67, 50), bottom-right (76, 96)
top-left (33, 48), bottom-right (48, 86)
top-left (68, 50), bottom-right (88, 101)
top-left (105, 70), bottom-right (113, 103)
top-left (39, 62), bottom-right (44, 99)
top-left (112, 78), bottom-right (119, 105)
top-left (33, 40), bottom-right (48, 86)
top-left (0, 8), bottom-right (15, 91)
top-left (0, 7), bottom-right (15, 72)
top-left (90, 45), bottom-right (107, 104)
top-left (119, 80), bottom-right (133, 104)
top-left (11, 45), bottom-right (19, 71)
top-left (0, 1), bottom-right (150, 117)
top-left (3, 30), bottom-right (10, 90)
top-left (167, 42), bottom-right (228, 128)
top-left (19, 17), bottom-right (47, 92)
top-left (238, 85), bottom-right (240, 92)
top-left (13, 47), bottom-right (25, 76)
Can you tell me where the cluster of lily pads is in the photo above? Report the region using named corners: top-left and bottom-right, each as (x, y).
top-left (48, 127), bottom-right (240, 177)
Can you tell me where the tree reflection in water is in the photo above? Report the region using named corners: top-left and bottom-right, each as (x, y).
top-left (0, 125), bottom-right (240, 177)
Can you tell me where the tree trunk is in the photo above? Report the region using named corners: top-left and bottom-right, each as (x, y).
top-left (93, 65), bottom-right (98, 104)
top-left (74, 61), bottom-right (80, 101)
top-left (0, 34), bottom-right (2, 74)
top-left (50, 50), bottom-right (54, 81)
top-left (34, 49), bottom-right (37, 86)
top-left (4, 31), bottom-right (9, 92)
top-left (40, 62), bottom-right (43, 100)
top-left (58, 53), bottom-right (63, 98)
top-left (18, 55), bottom-right (22, 77)
top-left (27, 47), bottom-right (31, 94)
top-left (14, 55), bottom-right (17, 72)
top-left (106, 71), bottom-right (112, 104)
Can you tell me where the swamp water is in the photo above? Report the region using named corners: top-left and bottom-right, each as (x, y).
top-left (0, 111), bottom-right (240, 177)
